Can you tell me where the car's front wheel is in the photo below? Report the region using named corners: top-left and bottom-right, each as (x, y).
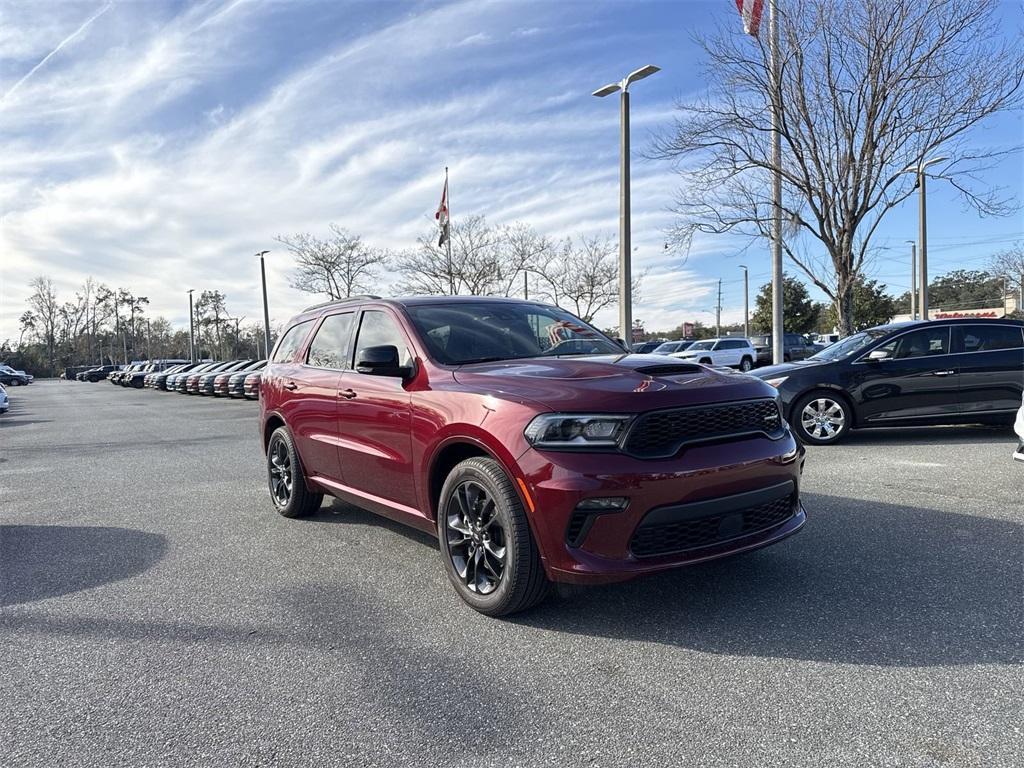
top-left (792, 391), bottom-right (851, 445)
top-left (267, 426), bottom-right (323, 518)
top-left (438, 457), bottom-right (549, 617)
top-left (738, 356), bottom-right (753, 372)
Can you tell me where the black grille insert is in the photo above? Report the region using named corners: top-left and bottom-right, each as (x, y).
top-left (623, 399), bottom-right (783, 458)
top-left (630, 493), bottom-right (795, 558)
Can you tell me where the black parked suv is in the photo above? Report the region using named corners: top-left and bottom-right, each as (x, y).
top-left (750, 333), bottom-right (819, 365)
top-left (78, 365), bottom-right (119, 382)
top-left (753, 318), bottom-right (1024, 444)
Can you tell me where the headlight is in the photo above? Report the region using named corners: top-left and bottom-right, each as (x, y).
top-left (763, 376), bottom-right (789, 388)
top-left (524, 413), bottom-right (633, 450)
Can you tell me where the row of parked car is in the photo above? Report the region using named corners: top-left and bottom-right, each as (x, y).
top-left (0, 363), bottom-right (34, 386)
top-left (75, 359), bottom-right (265, 399)
top-left (632, 333), bottom-right (826, 368)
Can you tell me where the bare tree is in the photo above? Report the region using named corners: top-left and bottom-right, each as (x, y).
top-left (989, 243), bottom-right (1024, 301)
top-left (276, 224), bottom-right (389, 300)
top-left (533, 235), bottom-right (621, 322)
top-left (654, 0), bottom-right (1023, 334)
top-left (396, 215), bottom-right (514, 296)
top-left (27, 277), bottom-right (59, 370)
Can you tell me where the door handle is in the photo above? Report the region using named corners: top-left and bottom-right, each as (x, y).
top-left (339, 388), bottom-right (357, 399)
top-left (283, 381), bottom-right (298, 390)
top-left (931, 370), bottom-right (956, 377)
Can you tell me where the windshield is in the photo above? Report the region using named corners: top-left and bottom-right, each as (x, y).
top-left (405, 302), bottom-right (623, 365)
top-left (687, 340), bottom-right (716, 351)
top-left (809, 329), bottom-right (889, 361)
top-left (653, 342), bottom-right (678, 353)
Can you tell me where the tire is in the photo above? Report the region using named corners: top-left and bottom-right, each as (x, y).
top-left (738, 356), bottom-right (753, 372)
top-left (266, 426), bottom-right (323, 518)
top-left (783, 354), bottom-right (792, 363)
top-left (791, 391), bottom-right (851, 445)
top-left (438, 457), bottom-right (549, 617)
top-left (699, 357), bottom-right (713, 365)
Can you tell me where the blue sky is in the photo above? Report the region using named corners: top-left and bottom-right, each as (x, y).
top-left (1, 0), bottom-right (1021, 340)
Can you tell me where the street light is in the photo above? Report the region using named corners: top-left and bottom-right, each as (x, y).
top-left (187, 289), bottom-right (195, 363)
top-left (903, 155), bottom-right (947, 320)
top-left (738, 265), bottom-right (749, 337)
top-left (593, 64), bottom-right (660, 348)
top-left (257, 250), bottom-right (271, 359)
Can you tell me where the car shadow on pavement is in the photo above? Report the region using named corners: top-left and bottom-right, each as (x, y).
top-left (0, 525), bottom-right (168, 607)
top-left (301, 499), bottom-right (440, 549)
top-left (837, 424), bottom-right (1014, 446)
top-left (514, 491), bottom-right (1023, 667)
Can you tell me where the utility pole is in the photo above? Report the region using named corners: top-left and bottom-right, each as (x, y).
top-left (188, 289), bottom-right (195, 363)
top-left (739, 265), bottom-right (749, 337)
top-left (904, 156), bottom-right (946, 321)
top-left (769, 0), bottom-right (784, 364)
top-left (716, 278), bottom-right (723, 337)
top-left (258, 251), bottom-right (271, 359)
top-left (906, 241), bottom-right (917, 320)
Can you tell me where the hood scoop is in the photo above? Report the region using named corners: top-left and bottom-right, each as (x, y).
top-left (634, 364), bottom-right (703, 377)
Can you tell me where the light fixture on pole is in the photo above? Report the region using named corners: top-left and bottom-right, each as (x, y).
top-left (187, 289), bottom-right (195, 363)
top-left (738, 265), bottom-right (749, 337)
top-left (257, 250), bottom-right (271, 358)
top-left (593, 64), bottom-right (660, 349)
top-left (902, 156), bottom-right (947, 320)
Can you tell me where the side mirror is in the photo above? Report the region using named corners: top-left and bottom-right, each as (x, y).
top-left (356, 345), bottom-right (407, 377)
top-left (867, 349), bottom-right (891, 361)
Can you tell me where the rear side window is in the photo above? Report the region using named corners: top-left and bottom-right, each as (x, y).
top-left (307, 312), bottom-right (356, 369)
top-left (718, 339), bottom-right (746, 350)
top-left (960, 325), bottom-right (1024, 352)
top-left (272, 320), bottom-right (314, 363)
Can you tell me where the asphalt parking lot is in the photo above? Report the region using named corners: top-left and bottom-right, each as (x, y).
top-left (1, 381), bottom-right (1021, 767)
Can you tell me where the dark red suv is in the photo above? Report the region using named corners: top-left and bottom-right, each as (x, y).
top-left (260, 296), bottom-right (806, 615)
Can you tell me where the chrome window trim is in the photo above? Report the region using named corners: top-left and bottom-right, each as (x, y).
top-left (851, 326), bottom-right (953, 364)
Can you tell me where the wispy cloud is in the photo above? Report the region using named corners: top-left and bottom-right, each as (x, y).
top-left (1, 2), bottom-right (112, 103)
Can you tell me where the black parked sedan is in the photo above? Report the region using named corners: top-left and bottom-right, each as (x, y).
top-left (752, 318), bottom-right (1024, 445)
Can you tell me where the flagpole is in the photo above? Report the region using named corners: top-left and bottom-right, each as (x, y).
top-left (769, 0), bottom-right (784, 365)
top-left (445, 167), bottom-right (455, 295)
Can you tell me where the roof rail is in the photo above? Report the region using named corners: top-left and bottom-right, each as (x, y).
top-left (301, 295), bottom-right (382, 312)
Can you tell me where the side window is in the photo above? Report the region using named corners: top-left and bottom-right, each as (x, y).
top-left (354, 311), bottom-right (412, 368)
top-left (876, 327), bottom-right (950, 360)
top-left (719, 339), bottom-right (744, 350)
top-left (961, 325), bottom-right (1024, 353)
top-left (272, 320), bottom-right (314, 363)
top-left (306, 312), bottom-right (355, 369)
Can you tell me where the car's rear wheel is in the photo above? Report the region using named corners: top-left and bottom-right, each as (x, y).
top-left (792, 391), bottom-right (851, 445)
top-left (438, 457), bottom-right (549, 617)
top-left (739, 356), bottom-right (753, 372)
top-left (267, 426), bottom-right (323, 518)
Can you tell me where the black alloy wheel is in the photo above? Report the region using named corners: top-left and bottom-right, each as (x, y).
top-left (267, 426), bottom-right (323, 518)
top-left (446, 480), bottom-right (507, 596)
top-left (439, 457), bottom-right (549, 616)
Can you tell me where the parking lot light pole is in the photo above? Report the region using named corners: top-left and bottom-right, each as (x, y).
top-left (903, 156), bottom-right (947, 320)
top-left (905, 240), bottom-right (917, 320)
top-left (739, 265), bottom-right (749, 337)
top-left (593, 64), bottom-right (660, 348)
top-left (187, 289), bottom-right (195, 363)
top-left (257, 250), bottom-right (271, 359)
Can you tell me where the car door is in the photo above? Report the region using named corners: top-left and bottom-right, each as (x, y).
top-left (281, 312), bottom-right (356, 484)
top-left (954, 324), bottom-right (1024, 416)
top-left (849, 326), bottom-right (960, 423)
top-left (714, 339), bottom-right (739, 366)
top-left (334, 308), bottom-right (419, 513)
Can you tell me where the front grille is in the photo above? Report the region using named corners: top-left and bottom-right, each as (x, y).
top-left (630, 494), bottom-right (795, 558)
top-left (623, 399), bottom-right (782, 458)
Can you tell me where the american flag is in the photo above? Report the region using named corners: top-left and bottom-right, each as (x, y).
top-left (735, 0), bottom-right (764, 37)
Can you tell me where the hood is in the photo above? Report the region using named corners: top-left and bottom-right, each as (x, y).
top-left (752, 358), bottom-right (826, 378)
top-left (452, 353), bottom-right (776, 412)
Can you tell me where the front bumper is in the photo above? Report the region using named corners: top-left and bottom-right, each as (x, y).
top-left (516, 430), bottom-right (806, 585)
